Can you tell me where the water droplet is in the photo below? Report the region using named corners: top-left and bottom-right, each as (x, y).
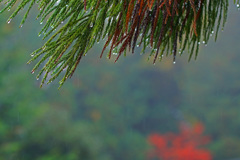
top-left (173, 61), bottom-right (176, 64)
top-left (198, 42), bottom-right (201, 45)
top-left (137, 45), bottom-right (139, 47)
top-left (202, 41), bottom-right (206, 44)
top-left (40, 21), bottom-right (43, 24)
top-left (38, 33), bottom-right (41, 37)
top-left (61, 21), bottom-right (64, 24)
top-left (211, 31), bottom-right (214, 34)
top-left (31, 70), bottom-right (35, 74)
top-left (237, 4), bottom-right (239, 7)
top-left (19, 24), bottom-right (23, 28)
top-left (7, 19), bottom-right (12, 24)
top-left (90, 22), bottom-right (93, 27)
top-left (36, 78), bottom-right (39, 80)
top-left (113, 52), bottom-right (118, 55)
top-left (31, 54), bottom-right (34, 57)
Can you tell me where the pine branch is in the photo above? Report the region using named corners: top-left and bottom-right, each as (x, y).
top-left (0, 0), bottom-right (235, 88)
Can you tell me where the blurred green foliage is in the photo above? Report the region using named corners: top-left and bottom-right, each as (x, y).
top-left (0, 4), bottom-right (240, 160)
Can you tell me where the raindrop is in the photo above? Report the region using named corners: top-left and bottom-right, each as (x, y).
top-left (90, 22), bottom-right (93, 27)
top-left (7, 19), bottom-right (12, 24)
top-left (40, 21), bottom-right (43, 24)
top-left (137, 45), bottom-right (139, 47)
top-left (211, 31), bottom-right (214, 34)
top-left (113, 52), bottom-right (118, 55)
top-left (36, 78), bottom-right (39, 80)
top-left (202, 41), bottom-right (206, 44)
top-left (31, 70), bottom-right (35, 74)
top-left (173, 61), bottom-right (176, 64)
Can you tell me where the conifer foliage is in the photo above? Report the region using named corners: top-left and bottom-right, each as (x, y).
top-left (0, 0), bottom-right (234, 87)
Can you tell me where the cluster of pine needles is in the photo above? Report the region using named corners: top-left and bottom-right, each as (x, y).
top-left (0, 0), bottom-right (234, 88)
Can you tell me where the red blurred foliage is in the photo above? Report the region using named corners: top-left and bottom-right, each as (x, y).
top-left (148, 122), bottom-right (212, 160)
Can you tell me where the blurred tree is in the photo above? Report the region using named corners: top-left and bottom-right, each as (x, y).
top-left (148, 122), bottom-right (212, 160)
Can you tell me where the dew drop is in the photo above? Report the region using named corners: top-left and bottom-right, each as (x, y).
top-left (173, 61), bottom-right (176, 64)
top-left (31, 70), bottom-right (35, 74)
